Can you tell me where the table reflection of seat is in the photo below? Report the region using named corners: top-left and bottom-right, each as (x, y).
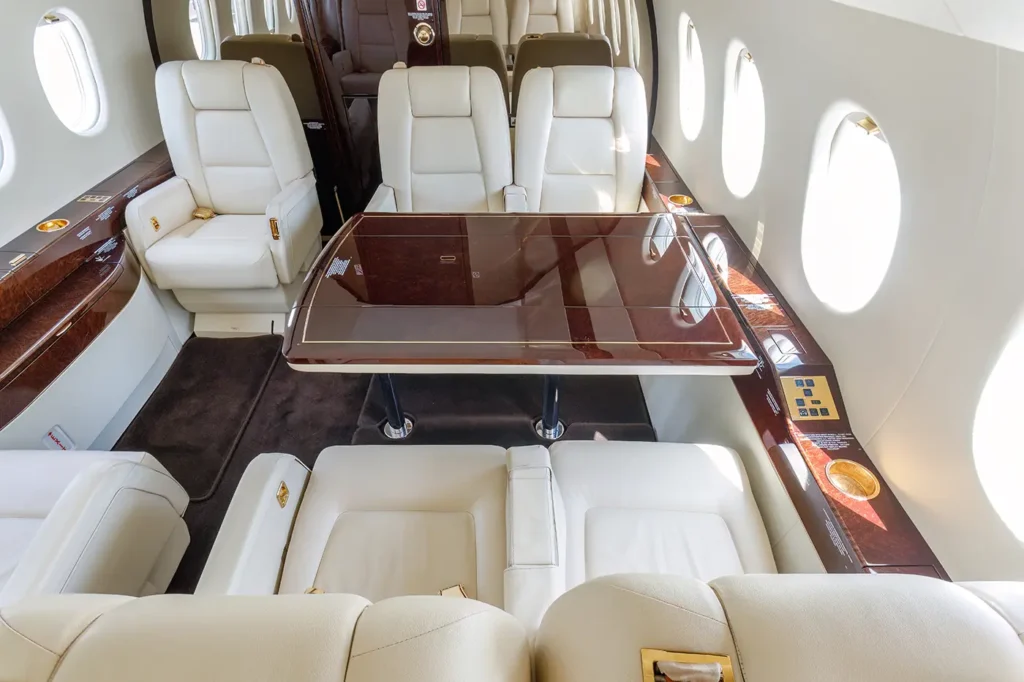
top-left (283, 213), bottom-right (757, 439)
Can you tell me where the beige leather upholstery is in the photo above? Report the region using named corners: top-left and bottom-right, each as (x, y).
top-left (125, 60), bottom-right (323, 313)
top-left (535, 574), bottom-right (1024, 682)
top-left (509, 0), bottom-right (574, 46)
top-left (0, 452), bottom-right (188, 607)
top-left (510, 33), bottom-right (613, 117)
top-left (0, 592), bottom-right (529, 682)
top-left (331, 0), bottom-right (409, 96)
top-left (280, 445), bottom-right (508, 603)
top-left (447, 0), bottom-right (510, 52)
top-left (961, 582), bottom-right (1024, 644)
top-left (371, 65), bottom-right (515, 212)
top-left (449, 34), bottom-right (510, 114)
top-left (549, 441), bottom-right (777, 591)
top-left (221, 35), bottom-right (322, 119)
top-left (514, 66), bottom-right (647, 212)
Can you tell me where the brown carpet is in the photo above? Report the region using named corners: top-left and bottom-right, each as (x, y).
top-left (116, 335), bottom-right (654, 593)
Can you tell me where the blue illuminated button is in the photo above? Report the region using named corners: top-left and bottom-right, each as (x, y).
top-left (811, 400), bottom-right (822, 405)
top-left (796, 399), bottom-right (805, 407)
top-left (809, 408), bottom-right (819, 417)
top-left (798, 408), bottom-right (809, 417)
top-left (820, 408), bottom-right (830, 416)
top-left (806, 379), bottom-right (816, 387)
top-left (804, 389), bottom-right (813, 397)
top-left (795, 379), bottom-right (805, 387)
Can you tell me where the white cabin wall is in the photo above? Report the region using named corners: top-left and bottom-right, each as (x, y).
top-left (0, 0), bottom-right (162, 246)
top-left (652, 0), bottom-right (1024, 579)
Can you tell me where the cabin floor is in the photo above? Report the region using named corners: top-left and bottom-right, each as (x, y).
top-left (116, 335), bottom-right (656, 592)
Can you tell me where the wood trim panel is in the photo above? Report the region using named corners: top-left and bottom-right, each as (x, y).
top-left (647, 139), bottom-right (948, 578)
top-left (0, 144), bottom-right (171, 431)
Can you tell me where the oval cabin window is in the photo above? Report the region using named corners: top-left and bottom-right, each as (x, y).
top-left (0, 106), bottom-right (12, 188)
top-left (33, 11), bottom-right (104, 135)
top-left (802, 114), bottom-right (901, 313)
top-left (678, 14), bottom-right (705, 141)
top-left (974, 319), bottom-right (1024, 542)
top-left (232, 0), bottom-right (251, 35)
top-left (286, 0), bottom-right (297, 22)
top-left (264, 0), bottom-right (279, 32)
top-left (721, 46), bottom-right (765, 198)
top-left (188, 0), bottom-right (216, 59)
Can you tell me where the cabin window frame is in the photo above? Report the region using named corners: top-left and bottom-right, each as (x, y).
top-left (232, 0), bottom-right (253, 35)
top-left (189, 0), bottom-right (219, 59)
top-left (802, 111), bottom-right (901, 313)
top-left (286, 0), bottom-right (297, 23)
top-left (678, 14), bottom-right (705, 141)
top-left (721, 43), bottom-right (766, 199)
top-left (33, 10), bottom-right (105, 136)
top-left (264, 0), bottom-right (279, 32)
top-left (0, 106), bottom-right (13, 188)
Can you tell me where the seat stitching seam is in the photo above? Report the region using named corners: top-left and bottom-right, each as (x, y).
top-left (0, 612), bottom-right (59, 657)
top-left (46, 609), bottom-right (110, 682)
top-left (351, 609), bottom-right (490, 657)
top-left (602, 583), bottom-right (727, 625)
top-left (708, 583), bottom-right (748, 682)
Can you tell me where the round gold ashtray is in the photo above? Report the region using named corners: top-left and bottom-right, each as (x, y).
top-left (667, 194), bottom-right (694, 209)
top-left (36, 218), bottom-right (70, 233)
top-left (826, 459), bottom-right (880, 501)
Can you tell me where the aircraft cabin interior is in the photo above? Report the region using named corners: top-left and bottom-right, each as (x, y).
top-left (2, 0), bottom-right (1024, 679)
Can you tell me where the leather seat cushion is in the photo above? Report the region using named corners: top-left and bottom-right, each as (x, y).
top-left (0, 520), bottom-right (43, 591)
top-left (278, 445), bottom-right (508, 605)
top-left (340, 71), bottom-right (384, 95)
top-left (549, 441), bottom-right (776, 588)
top-left (145, 215), bottom-right (279, 290)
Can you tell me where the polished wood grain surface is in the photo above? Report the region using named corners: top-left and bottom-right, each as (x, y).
top-left (0, 144), bottom-right (170, 431)
top-left (686, 213), bottom-right (949, 578)
top-left (284, 213), bottom-right (759, 370)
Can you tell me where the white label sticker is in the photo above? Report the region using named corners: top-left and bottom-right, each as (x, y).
top-left (42, 425), bottom-right (76, 450)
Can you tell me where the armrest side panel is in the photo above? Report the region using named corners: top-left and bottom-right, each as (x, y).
top-left (195, 453), bottom-right (310, 595)
top-left (266, 172), bottom-right (324, 284)
top-left (124, 177), bottom-right (198, 260)
top-left (505, 446), bottom-right (565, 633)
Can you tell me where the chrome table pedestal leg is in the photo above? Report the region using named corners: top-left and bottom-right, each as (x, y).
top-left (379, 374), bottom-right (413, 439)
top-left (534, 375), bottom-right (565, 440)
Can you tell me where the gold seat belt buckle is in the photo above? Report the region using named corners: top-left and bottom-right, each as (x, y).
top-left (440, 584), bottom-right (468, 598)
top-left (269, 217), bottom-right (280, 240)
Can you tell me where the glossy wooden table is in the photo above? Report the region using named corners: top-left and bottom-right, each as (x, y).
top-left (283, 213), bottom-right (758, 439)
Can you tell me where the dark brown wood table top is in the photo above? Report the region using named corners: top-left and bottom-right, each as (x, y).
top-left (283, 213), bottom-right (759, 374)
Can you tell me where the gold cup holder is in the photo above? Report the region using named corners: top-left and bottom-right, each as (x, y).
top-left (667, 194), bottom-right (694, 212)
top-left (825, 459), bottom-right (880, 501)
top-left (36, 218), bottom-right (70, 233)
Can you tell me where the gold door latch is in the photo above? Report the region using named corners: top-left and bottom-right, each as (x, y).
top-left (414, 22), bottom-right (435, 46)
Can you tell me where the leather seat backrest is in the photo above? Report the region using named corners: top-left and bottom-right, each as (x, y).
top-left (0, 593), bottom-right (530, 682)
top-left (510, 33), bottom-right (612, 116)
top-left (509, 0), bottom-right (574, 46)
top-left (447, 0), bottom-right (510, 50)
top-left (449, 35), bottom-right (510, 114)
top-left (220, 35), bottom-right (322, 120)
top-left (342, 0), bottom-right (409, 73)
top-left (156, 61), bottom-right (313, 216)
top-left (378, 65), bottom-right (513, 212)
top-left (514, 65), bottom-right (646, 212)
top-left (535, 574), bottom-right (1024, 682)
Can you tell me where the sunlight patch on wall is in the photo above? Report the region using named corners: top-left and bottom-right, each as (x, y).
top-left (678, 13), bottom-right (705, 141)
top-left (802, 107), bottom-right (901, 313)
top-left (973, 317), bottom-right (1024, 543)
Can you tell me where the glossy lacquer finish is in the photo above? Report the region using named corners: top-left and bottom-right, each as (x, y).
top-left (284, 213), bottom-right (758, 370)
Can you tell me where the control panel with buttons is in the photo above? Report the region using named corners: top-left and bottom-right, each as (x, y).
top-left (781, 375), bottom-right (840, 421)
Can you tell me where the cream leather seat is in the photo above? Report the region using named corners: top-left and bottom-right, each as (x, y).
top-left (513, 65), bottom-right (647, 212)
top-left (0, 451), bottom-right (188, 607)
top-left (549, 441), bottom-right (777, 588)
top-left (509, 0), bottom-right (574, 47)
top-left (367, 65), bottom-right (524, 212)
top-left (535, 574), bottom-right (1024, 681)
top-left (447, 0), bottom-right (510, 55)
top-left (196, 446), bottom-right (554, 629)
top-left (125, 60), bottom-right (323, 314)
top-left (0, 592), bottom-right (530, 682)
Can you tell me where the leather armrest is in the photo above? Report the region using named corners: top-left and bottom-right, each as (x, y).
top-left (366, 184), bottom-right (398, 212)
top-left (0, 454), bottom-right (189, 607)
top-left (124, 177), bottom-right (197, 261)
top-left (503, 185), bottom-right (528, 212)
top-left (266, 172), bottom-right (324, 284)
top-left (332, 49), bottom-right (354, 77)
top-left (504, 446), bottom-right (565, 634)
top-left (195, 453), bottom-right (310, 596)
